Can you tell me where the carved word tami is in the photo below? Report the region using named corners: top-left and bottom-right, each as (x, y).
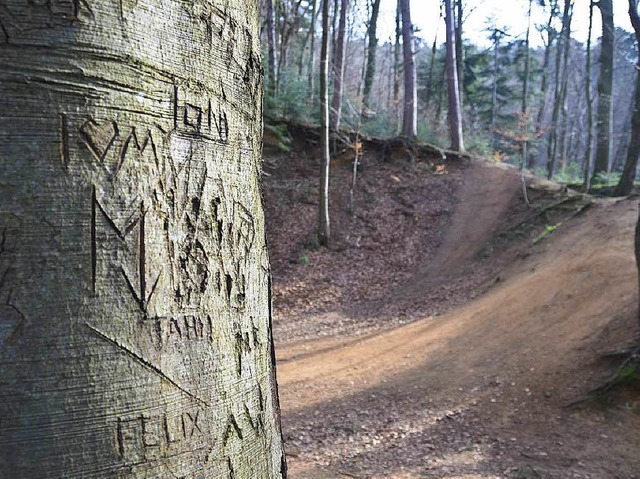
top-left (153, 314), bottom-right (214, 346)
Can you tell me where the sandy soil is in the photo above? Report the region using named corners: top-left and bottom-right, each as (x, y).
top-left (265, 152), bottom-right (640, 478)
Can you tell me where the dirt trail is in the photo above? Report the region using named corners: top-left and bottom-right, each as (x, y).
top-left (275, 163), bottom-right (640, 478)
top-left (402, 163), bottom-right (520, 294)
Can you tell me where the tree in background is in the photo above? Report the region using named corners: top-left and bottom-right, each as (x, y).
top-left (319, 0), bottom-right (332, 245)
top-left (0, 0), bottom-right (286, 476)
top-left (546, 0), bottom-right (573, 179)
top-left (445, 0), bottom-right (464, 150)
top-left (266, 0), bottom-right (278, 94)
top-left (583, 0), bottom-right (595, 190)
top-left (400, 0), bottom-right (417, 138)
top-left (362, 0), bottom-right (383, 117)
top-left (615, 0), bottom-right (640, 195)
top-left (594, 0), bottom-right (615, 177)
top-left (331, 0), bottom-right (349, 130)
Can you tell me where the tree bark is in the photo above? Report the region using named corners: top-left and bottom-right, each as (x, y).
top-left (615, 0), bottom-right (640, 196)
top-left (393, 0), bottom-right (402, 133)
top-left (534, 3), bottom-right (558, 169)
top-left (445, 0), bottom-right (464, 151)
top-left (330, 0), bottom-right (349, 130)
top-left (594, 0), bottom-right (615, 177)
top-left (266, 0), bottom-right (278, 95)
top-left (319, 0), bottom-right (331, 245)
top-left (521, 0), bottom-right (533, 168)
top-left (455, 0), bottom-right (465, 122)
top-left (400, 0), bottom-right (417, 138)
top-left (547, 0), bottom-right (573, 179)
top-left (584, 0), bottom-right (595, 191)
top-left (362, 0), bottom-right (382, 116)
top-left (636, 203), bottom-right (640, 327)
top-left (0, 0), bottom-right (286, 477)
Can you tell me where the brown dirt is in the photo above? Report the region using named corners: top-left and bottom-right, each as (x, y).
top-left (264, 144), bottom-right (640, 479)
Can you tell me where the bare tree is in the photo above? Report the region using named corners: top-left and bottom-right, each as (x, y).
top-left (594, 0), bottom-right (615, 177)
top-left (547, 0), bottom-right (573, 179)
top-left (319, 0), bottom-right (332, 245)
top-left (615, 0), bottom-right (640, 195)
top-left (362, 0), bottom-right (382, 116)
top-left (331, 0), bottom-right (349, 130)
top-left (584, 0), bottom-right (596, 190)
top-left (266, 0), bottom-right (278, 94)
top-left (0, 0), bottom-right (286, 476)
top-left (400, 0), bottom-right (417, 138)
top-left (445, 0), bottom-right (464, 150)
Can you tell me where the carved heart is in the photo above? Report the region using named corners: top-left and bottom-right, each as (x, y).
top-left (79, 119), bottom-right (118, 162)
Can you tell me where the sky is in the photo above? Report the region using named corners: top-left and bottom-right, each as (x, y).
top-left (375, 0), bottom-right (634, 49)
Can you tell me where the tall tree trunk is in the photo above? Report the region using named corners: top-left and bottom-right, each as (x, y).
top-left (362, 0), bottom-right (382, 115)
top-left (266, 0), bottom-right (278, 95)
top-left (455, 0), bottom-right (465, 123)
top-left (521, 0), bottom-right (533, 168)
top-left (547, 0), bottom-right (572, 179)
top-left (615, 0), bottom-right (640, 196)
top-left (308, 0), bottom-right (319, 102)
top-left (394, 0), bottom-right (402, 133)
top-left (330, 0), bottom-right (349, 130)
top-left (425, 9), bottom-right (442, 112)
top-left (400, 0), bottom-right (417, 138)
top-left (0, 0), bottom-right (286, 477)
top-left (584, 0), bottom-right (595, 190)
top-left (490, 29), bottom-right (501, 151)
top-left (636, 203), bottom-right (640, 327)
top-left (594, 0), bottom-right (615, 177)
top-left (445, 0), bottom-right (464, 151)
top-left (534, 5), bottom-right (558, 169)
top-left (556, 2), bottom-right (574, 175)
top-left (319, 0), bottom-right (331, 245)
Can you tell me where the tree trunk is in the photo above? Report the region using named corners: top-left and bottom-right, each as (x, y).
top-left (584, 0), bottom-right (595, 191)
top-left (455, 0), bottom-right (465, 123)
top-left (0, 1), bottom-right (286, 477)
top-left (615, 0), bottom-right (640, 196)
top-left (594, 0), bottom-right (615, 177)
top-left (556, 2), bottom-right (573, 175)
top-left (266, 0), bottom-right (278, 95)
top-left (547, 0), bottom-right (572, 179)
top-left (490, 29), bottom-right (501, 151)
top-left (425, 14), bottom-right (441, 112)
top-left (319, 0), bottom-right (331, 245)
top-left (362, 0), bottom-right (382, 115)
top-left (394, 0), bottom-right (402, 133)
top-left (521, 0), bottom-right (533, 168)
top-left (445, 0), bottom-right (464, 151)
top-left (308, 0), bottom-right (319, 102)
top-left (534, 5), bottom-right (557, 169)
top-left (636, 203), bottom-right (640, 327)
top-left (330, 0), bottom-right (349, 130)
top-left (400, 0), bottom-right (417, 138)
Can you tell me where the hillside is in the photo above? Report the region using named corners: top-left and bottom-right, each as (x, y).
top-left (264, 138), bottom-right (640, 479)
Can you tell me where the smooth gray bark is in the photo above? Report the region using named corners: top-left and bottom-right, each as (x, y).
top-left (362, 0), bottom-right (382, 115)
top-left (584, 0), bottom-right (595, 190)
top-left (400, 0), bottom-right (417, 138)
top-left (594, 0), bottom-right (615, 176)
top-left (266, 0), bottom-right (278, 94)
top-left (330, 0), bottom-right (349, 130)
top-left (615, 0), bottom-right (640, 196)
top-left (445, 0), bottom-right (464, 151)
top-left (319, 0), bottom-right (331, 245)
top-left (0, 0), bottom-right (286, 477)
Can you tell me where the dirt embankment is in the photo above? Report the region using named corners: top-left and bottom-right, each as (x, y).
top-left (264, 140), bottom-right (640, 479)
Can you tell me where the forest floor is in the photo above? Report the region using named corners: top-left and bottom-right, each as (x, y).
top-left (263, 134), bottom-right (640, 479)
